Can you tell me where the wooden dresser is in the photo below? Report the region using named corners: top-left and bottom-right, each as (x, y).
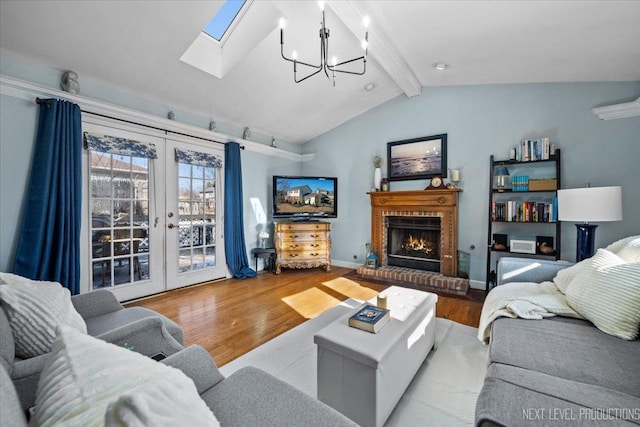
top-left (274, 221), bottom-right (331, 274)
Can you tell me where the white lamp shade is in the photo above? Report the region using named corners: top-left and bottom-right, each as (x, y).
top-left (557, 186), bottom-right (623, 222)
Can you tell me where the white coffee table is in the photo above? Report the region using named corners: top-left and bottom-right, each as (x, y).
top-left (313, 287), bottom-right (438, 427)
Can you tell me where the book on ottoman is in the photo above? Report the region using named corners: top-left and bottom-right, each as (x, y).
top-left (348, 305), bottom-right (390, 333)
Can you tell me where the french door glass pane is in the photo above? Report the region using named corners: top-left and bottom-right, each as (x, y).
top-left (177, 162), bottom-right (217, 273)
top-left (90, 151), bottom-right (150, 289)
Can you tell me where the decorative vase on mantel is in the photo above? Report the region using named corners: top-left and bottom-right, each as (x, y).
top-left (373, 155), bottom-right (383, 191)
top-left (374, 167), bottom-right (382, 191)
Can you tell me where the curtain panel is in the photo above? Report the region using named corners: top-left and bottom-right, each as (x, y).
top-left (224, 142), bottom-right (256, 279)
top-left (13, 99), bottom-right (82, 294)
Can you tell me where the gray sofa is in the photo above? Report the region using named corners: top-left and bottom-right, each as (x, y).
top-left (1, 342), bottom-right (357, 426)
top-left (1, 289), bottom-right (184, 411)
top-left (475, 257), bottom-right (640, 426)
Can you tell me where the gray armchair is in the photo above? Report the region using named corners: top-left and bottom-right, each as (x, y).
top-left (1, 289), bottom-right (184, 411)
top-left (496, 257), bottom-right (574, 286)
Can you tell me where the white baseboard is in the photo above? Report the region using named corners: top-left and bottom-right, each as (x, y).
top-left (468, 279), bottom-right (485, 290)
top-left (331, 259), bottom-right (362, 269)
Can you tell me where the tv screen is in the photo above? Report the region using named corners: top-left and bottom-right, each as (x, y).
top-left (273, 175), bottom-right (338, 219)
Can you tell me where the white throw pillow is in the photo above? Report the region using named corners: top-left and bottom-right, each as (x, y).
top-left (34, 325), bottom-right (219, 427)
top-left (553, 261), bottom-right (584, 294)
top-left (0, 272), bottom-right (87, 358)
top-left (605, 235), bottom-right (639, 255)
top-left (565, 249), bottom-right (640, 340)
top-left (615, 236), bottom-right (640, 263)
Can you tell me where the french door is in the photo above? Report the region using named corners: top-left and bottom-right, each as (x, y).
top-left (81, 119), bottom-right (226, 301)
top-left (165, 137), bottom-right (226, 289)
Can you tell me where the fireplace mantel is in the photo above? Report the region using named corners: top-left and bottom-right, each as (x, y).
top-left (368, 189), bottom-right (461, 277)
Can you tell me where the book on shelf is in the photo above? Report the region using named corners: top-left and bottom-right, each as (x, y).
top-left (492, 199), bottom-right (556, 222)
top-left (516, 138), bottom-right (551, 162)
top-left (348, 304), bottom-right (390, 333)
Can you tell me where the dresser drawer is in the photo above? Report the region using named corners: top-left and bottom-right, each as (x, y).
top-left (279, 249), bottom-right (328, 260)
top-left (276, 223), bottom-right (330, 232)
top-left (276, 239), bottom-right (329, 251)
top-left (281, 232), bottom-right (328, 243)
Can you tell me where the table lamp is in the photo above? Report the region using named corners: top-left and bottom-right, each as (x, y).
top-left (494, 167), bottom-right (510, 192)
top-left (557, 186), bottom-right (623, 261)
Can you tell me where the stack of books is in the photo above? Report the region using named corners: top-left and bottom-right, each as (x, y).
top-left (348, 305), bottom-right (390, 333)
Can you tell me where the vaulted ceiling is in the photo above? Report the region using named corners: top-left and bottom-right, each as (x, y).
top-left (1, 1), bottom-right (639, 144)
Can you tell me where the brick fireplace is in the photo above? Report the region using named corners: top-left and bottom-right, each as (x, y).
top-left (358, 189), bottom-right (468, 294)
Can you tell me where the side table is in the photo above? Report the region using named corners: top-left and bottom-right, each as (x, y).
top-left (252, 247), bottom-right (276, 272)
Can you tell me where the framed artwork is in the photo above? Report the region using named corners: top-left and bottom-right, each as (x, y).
top-left (387, 134), bottom-right (447, 181)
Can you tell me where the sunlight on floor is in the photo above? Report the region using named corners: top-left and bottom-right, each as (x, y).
top-left (321, 277), bottom-right (380, 301)
top-left (281, 287), bottom-right (341, 319)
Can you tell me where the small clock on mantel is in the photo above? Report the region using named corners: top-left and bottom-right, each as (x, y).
top-left (425, 176), bottom-right (445, 190)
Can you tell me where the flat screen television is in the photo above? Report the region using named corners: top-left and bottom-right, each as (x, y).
top-left (273, 175), bottom-right (338, 220)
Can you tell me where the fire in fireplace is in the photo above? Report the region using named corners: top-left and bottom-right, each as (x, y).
top-left (386, 216), bottom-right (441, 272)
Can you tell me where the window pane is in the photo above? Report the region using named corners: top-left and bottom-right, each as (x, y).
top-left (113, 177), bottom-right (132, 199)
top-left (114, 258), bottom-right (131, 285)
top-left (179, 249), bottom-right (192, 272)
top-left (92, 175), bottom-right (112, 198)
top-left (179, 163), bottom-right (191, 178)
top-left (205, 225), bottom-right (215, 245)
top-left (133, 201), bottom-right (149, 225)
top-left (192, 165), bottom-right (204, 179)
top-left (192, 248), bottom-right (204, 271)
top-left (134, 255), bottom-right (149, 282)
top-left (92, 261), bottom-right (111, 289)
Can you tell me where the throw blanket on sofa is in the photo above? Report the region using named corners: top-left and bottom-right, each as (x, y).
top-left (478, 281), bottom-right (582, 343)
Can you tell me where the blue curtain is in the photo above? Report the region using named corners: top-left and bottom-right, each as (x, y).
top-left (224, 142), bottom-right (256, 279)
top-left (13, 99), bottom-right (82, 294)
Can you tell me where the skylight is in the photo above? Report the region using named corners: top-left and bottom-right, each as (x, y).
top-left (203, 0), bottom-right (247, 41)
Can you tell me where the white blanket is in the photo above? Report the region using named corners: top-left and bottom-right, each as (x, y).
top-left (478, 281), bottom-right (582, 343)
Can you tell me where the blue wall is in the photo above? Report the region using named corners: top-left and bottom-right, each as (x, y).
top-left (302, 82), bottom-right (640, 283)
top-left (0, 95), bottom-right (37, 270)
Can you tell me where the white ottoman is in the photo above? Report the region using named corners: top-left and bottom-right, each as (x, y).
top-left (314, 287), bottom-right (438, 427)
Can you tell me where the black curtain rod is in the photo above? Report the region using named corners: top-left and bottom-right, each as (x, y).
top-left (35, 97), bottom-right (244, 150)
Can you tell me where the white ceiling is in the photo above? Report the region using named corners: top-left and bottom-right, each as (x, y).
top-left (1, 1), bottom-right (639, 144)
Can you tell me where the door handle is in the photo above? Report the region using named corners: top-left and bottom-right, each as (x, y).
top-left (167, 224), bottom-right (176, 229)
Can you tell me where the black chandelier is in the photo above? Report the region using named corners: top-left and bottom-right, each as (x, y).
top-left (279, 1), bottom-right (369, 86)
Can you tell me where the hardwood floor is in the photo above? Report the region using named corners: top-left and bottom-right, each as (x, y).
top-left (126, 267), bottom-right (484, 366)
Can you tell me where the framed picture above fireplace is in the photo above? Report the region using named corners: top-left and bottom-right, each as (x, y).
top-left (387, 134), bottom-right (447, 181)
